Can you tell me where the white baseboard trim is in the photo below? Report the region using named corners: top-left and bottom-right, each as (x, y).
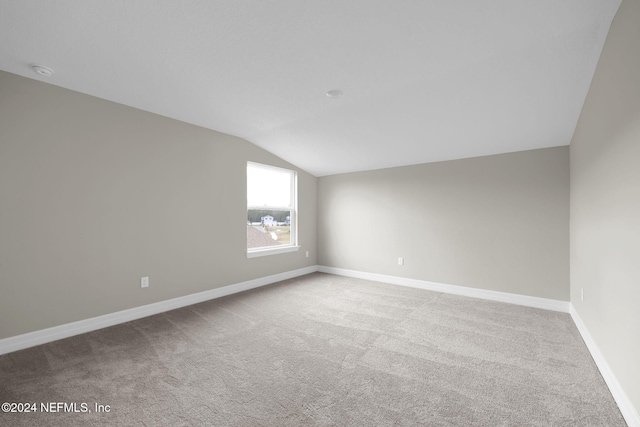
top-left (317, 266), bottom-right (570, 313)
top-left (570, 304), bottom-right (640, 427)
top-left (0, 266), bottom-right (318, 356)
top-left (2, 266), bottom-right (635, 424)
top-left (319, 267), bottom-right (640, 423)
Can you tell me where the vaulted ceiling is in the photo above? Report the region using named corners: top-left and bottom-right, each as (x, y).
top-left (0, 0), bottom-right (621, 176)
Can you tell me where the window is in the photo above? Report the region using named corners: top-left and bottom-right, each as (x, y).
top-left (247, 162), bottom-right (298, 257)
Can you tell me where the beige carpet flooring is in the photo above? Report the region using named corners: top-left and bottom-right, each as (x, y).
top-left (0, 273), bottom-right (626, 426)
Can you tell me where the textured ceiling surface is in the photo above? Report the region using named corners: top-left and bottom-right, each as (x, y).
top-left (0, 0), bottom-right (621, 176)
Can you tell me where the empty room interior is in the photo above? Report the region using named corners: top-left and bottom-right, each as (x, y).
top-left (1, 0), bottom-right (639, 426)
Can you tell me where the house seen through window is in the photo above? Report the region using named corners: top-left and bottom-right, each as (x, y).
top-left (247, 162), bottom-right (297, 257)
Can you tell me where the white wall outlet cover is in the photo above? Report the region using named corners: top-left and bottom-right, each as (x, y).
top-left (141, 277), bottom-right (149, 288)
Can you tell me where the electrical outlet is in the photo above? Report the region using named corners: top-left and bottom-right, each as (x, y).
top-left (398, 257), bottom-right (404, 266)
top-left (141, 276), bottom-right (149, 288)
top-left (305, 250), bottom-right (309, 258)
top-left (581, 288), bottom-right (584, 302)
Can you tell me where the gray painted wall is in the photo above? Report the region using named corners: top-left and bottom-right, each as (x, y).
top-left (0, 71), bottom-right (317, 339)
top-left (570, 0), bottom-right (640, 414)
top-left (318, 147), bottom-right (569, 300)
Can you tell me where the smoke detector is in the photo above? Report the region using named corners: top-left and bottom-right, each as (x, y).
top-left (31, 65), bottom-right (54, 77)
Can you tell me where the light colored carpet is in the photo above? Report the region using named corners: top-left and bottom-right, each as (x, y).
top-left (0, 273), bottom-right (626, 426)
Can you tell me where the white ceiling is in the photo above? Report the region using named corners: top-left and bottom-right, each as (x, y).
top-left (0, 0), bottom-right (621, 176)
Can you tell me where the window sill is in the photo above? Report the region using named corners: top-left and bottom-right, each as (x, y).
top-left (247, 245), bottom-right (300, 258)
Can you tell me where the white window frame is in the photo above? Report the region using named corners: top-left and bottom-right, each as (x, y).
top-left (247, 162), bottom-right (299, 258)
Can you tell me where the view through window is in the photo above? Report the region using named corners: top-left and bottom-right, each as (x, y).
top-left (247, 162), bottom-right (297, 253)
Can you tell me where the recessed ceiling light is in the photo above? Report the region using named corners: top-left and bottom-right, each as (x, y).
top-left (326, 89), bottom-right (343, 99)
top-left (31, 65), bottom-right (54, 77)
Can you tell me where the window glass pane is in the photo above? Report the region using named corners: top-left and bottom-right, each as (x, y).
top-left (247, 165), bottom-right (291, 207)
top-left (247, 162), bottom-right (296, 254)
top-left (247, 209), bottom-right (291, 248)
